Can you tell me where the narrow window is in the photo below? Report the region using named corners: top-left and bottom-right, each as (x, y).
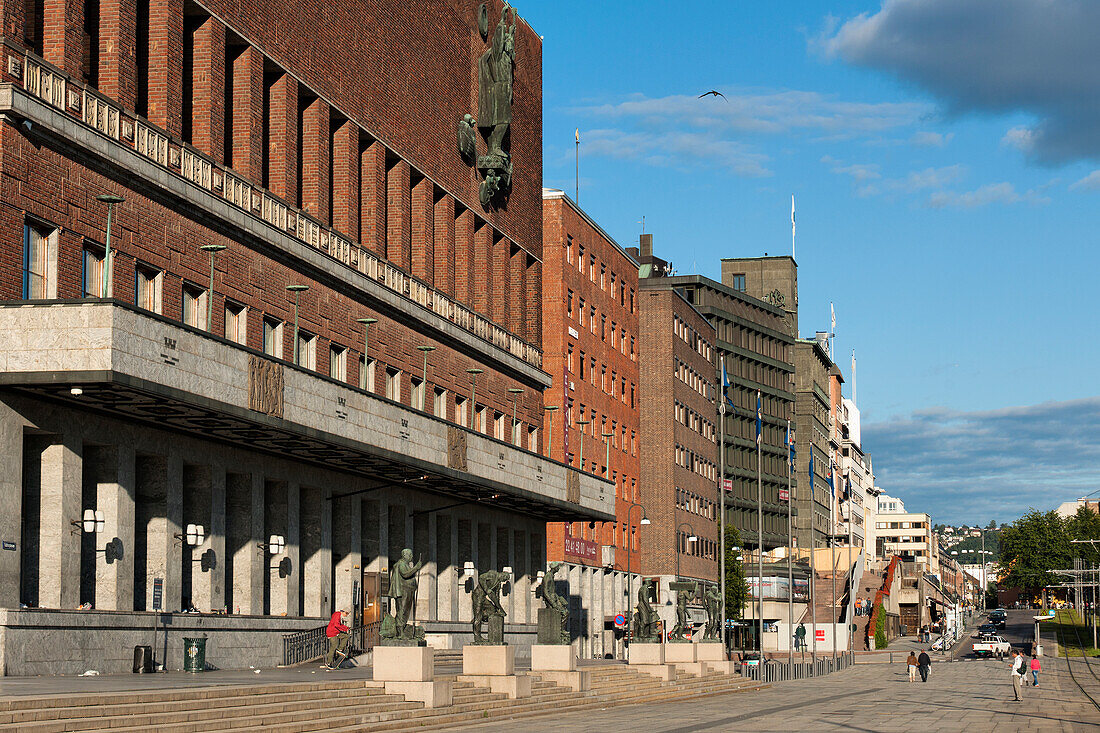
top-left (329, 344), bottom-right (347, 381)
top-left (359, 357), bottom-right (376, 391)
top-left (137, 263), bottom-right (163, 313)
top-left (224, 301), bottom-right (246, 344)
top-left (296, 329), bottom-right (316, 370)
top-left (82, 242), bottom-right (106, 298)
top-left (262, 317), bottom-right (284, 358)
top-left (411, 376), bottom-right (425, 411)
top-left (455, 395), bottom-right (468, 426)
top-left (494, 412), bottom-right (506, 440)
top-left (433, 387), bottom-right (447, 418)
top-left (385, 368), bottom-right (401, 402)
top-left (182, 283), bottom-right (208, 329)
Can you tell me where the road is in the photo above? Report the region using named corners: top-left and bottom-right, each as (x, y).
top-left (956, 609), bottom-right (1038, 659)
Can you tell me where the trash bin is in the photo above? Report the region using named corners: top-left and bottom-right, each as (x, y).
top-left (132, 645), bottom-right (153, 673)
top-left (183, 637), bottom-right (207, 673)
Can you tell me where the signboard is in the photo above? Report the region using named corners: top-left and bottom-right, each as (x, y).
top-left (815, 629), bottom-right (826, 641)
top-left (1, 541), bottom-right (15, 551)
top-left (563, 535), bottom-right (598, 562)
top-left (721, 478), bottom-right (733, 492)
top-left (152, 577), bottom-right (164, 611)
top-left (748, 576), bottom-right (810, 602)
top-left (613, 613), bottom-right (626, 628)
top-left (779, 488), bottom-right (789, 502)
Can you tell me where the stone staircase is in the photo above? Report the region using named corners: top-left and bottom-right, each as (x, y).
top-left (853, 567), bottom-right (883, 650)
top-left (0, 663), bottom-right (764, 732)
top-left (799, 569), bottom-right (851, 626)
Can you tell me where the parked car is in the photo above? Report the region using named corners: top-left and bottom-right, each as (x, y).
top-left (973, 634), bottom-right (1011, 658)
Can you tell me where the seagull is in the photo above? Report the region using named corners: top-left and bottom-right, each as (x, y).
top-left (698, 90), bottom-right (727, 100)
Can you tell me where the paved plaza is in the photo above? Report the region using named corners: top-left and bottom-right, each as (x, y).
top-left (452, 656), bottom-right (1100, 732)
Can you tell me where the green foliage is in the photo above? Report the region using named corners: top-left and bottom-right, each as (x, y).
top-left (999, 510), bottom-right (1074, 592)
top-left (874, 603), bottom-right (887, 649)
top-left (948, 531), bottom-right (1001, 563)
top-left (724, 524), bottom-right (748, 620)
top-left (1067, 507), bottom-right (1100, 563)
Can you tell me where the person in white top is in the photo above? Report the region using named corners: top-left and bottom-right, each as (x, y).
top-left (1009, 649), bottom-right (1026, 701)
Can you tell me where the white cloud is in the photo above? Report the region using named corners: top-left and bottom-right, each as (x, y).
top-left (910, 131), bottom-right (954, 148)
top-left (822, 156), bottom-right (881, 182)
top-left (1070, 170), bottom-right (1100, 191)
top-left (926, 182), bottom-right (1050, 209)
top-left (1001, 127), bottom-right (1036, 153)
top-left (823, 0), bottom-right (1100, 164)
top-left (583, 128), bottom-right (772, 177)
top-left (856, 164), bottom-right (967, 197)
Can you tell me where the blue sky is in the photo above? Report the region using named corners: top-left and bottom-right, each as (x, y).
top-left (523, 0), bottom-right (1100, 523)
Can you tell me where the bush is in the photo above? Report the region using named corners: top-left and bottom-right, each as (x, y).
top-left (874, 603), bottom-right (888, 649)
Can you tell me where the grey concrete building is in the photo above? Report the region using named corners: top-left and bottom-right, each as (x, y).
top-left (792, 335), bottom-right (836, 550)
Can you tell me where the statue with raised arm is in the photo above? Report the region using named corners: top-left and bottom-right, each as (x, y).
top-left (541, 562), bottom-right (569, 645)
top-left (632, 578), bottom-right (658, 642)
top-left (471, 570), bottom-right (507, 644)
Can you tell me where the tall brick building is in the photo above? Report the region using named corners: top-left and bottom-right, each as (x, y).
top-left (633, 235), bottom-right (719, 630)
top-left (541, 188), bottom-right (639, 657)
top-left (0, 0), bottom-right (612, 674)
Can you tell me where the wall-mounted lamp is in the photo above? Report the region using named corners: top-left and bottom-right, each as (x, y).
top-left (462, 561), bottom-right (476, 578)
top-left (174, 523), bottom-right (205, 547)
top-left (103, 537), bottom-right (124, 563)
top-left (532, 570), bottom-right (545, 590)
top-left (72, 509), bottom-right (104, 535)
top-left (70, 387), bottom-right (83, 396)
top-left (259, 534), bottom-right (286, 555)
top-left (502, 565), bottom-right (513, 575)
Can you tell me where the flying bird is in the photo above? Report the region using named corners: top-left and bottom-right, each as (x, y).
top-left (698, 90), bottom-right (727, 100)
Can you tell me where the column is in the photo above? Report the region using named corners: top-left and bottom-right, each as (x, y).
top-left (226, 472), bottom-right (263, 614)
top-left (38, 431), bottom-right (81, 609)
top-left (148, 0), bottom-right (184, 137)
top-left (492, 234), bottom-right (510, 326)
top-left (386, 159), bottom-right (411, 270)
top-left (433, 194), bottom-right (455, 297)
top-left (436, 513), bottom-right (453, 622)
top-left (413, 510), bottom-right (429, 623)
top-left (332, 495), bottom-right (361, 616)
top-left (286, 481), bottom-right (301, 616)
top-left (99, 0), bottom-right (138, 110)
top-left (230, 45), bottom-right (263, 185)
top-left (426, 513), bottom-right (438, 621)
top-left (94, 444), bottom-right (136, 611)
top-left (509, 244), bottom-right (526, 339)
top-left (472, 222), bottom-right (493, 315)
top-left (454, 207), bottom-right (474, 306)
top-left (331, 121), bottom-right (359, 238)
top-left (43, 0), bottom-right (84, 77)
top-left (267, 72), bottom-right (298, 203)
top-left (136, 453), bottom-right (182, 613)
top-left (457, 515), bottom-right (472, 622)
top-left (0, 402), bottom-right (23, 609)
top-left (300, 97), bottom-right (330, 224)
top-left (190, 15), bottom-right (225, 161)
top-left (182, 464), bottom-right (213, 611)
top-left (411, 176), bottom-right (434, 285)
top-left (360, 140), bottom-right (386, 256)
top-left (299, 484), bottom-right (328, 618)
top-left (513, 528), bottom-right (527, 624)
top-left (209, 464), bottom-right (226, 611)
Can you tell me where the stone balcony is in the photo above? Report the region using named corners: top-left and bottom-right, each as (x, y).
top-left (0, 301), bottom-right (614, 521)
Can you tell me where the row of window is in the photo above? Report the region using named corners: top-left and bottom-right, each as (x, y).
top-left (674, 401), bottom-right (717, 443)
top-left (676, 487), bottom-right (716, 520)
top-left (674, 358), bottom-right (713, 401)
top-left (565, 290), bottom-right (636, 360)
top-left (568, 521), bottom-right (640, 552)
top-left (567, 345), bottom-right (636, 407)
top-left (726, 355), bottom-right (790, 392)
top-left (715, 320), bottom-right (789, 364)
top-left (678, 532), bottom-right (717, 561)
top-left (565, 235), bottom-right (636, 313)
top-left (673, 315), bottom-right (713, 361)
top-left (876, 521), bottom-right (927, 530)
top-left (674, 444), bottom-right (717, 481)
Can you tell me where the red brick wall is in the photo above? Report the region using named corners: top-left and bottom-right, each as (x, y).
top-left (542, 194), bottom-right (640, 572)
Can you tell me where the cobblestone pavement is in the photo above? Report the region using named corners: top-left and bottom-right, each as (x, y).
top-left (454, 656), bottom-right (1100, 733)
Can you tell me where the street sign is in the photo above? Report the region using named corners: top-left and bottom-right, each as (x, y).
top-left (613, 613), bottom-right (626, 628)
top-left (1, 541), bottom-right (15, 551)
top-left (152, 577), bottom-right (164, 611)
top-left (721, 478), bottom-right (733, 492)
top-left (779, 488), bottom-right (789, 502)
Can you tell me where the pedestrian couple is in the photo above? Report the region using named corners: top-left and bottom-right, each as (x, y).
top-left (1009, 650), bottom-right (1041, 700)
top-left (906, 650), bottom-right (931, 682)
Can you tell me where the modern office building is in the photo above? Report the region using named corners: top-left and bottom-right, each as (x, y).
top-left (0, 0), bottom-right (613, 675)
top-left (792, 335), bottom-right (836, 551)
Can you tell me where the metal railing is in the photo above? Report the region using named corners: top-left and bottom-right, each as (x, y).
top-left (738, 651), bottom-right (855, 683)
top-left (281, 621), bottom-right (380, 666)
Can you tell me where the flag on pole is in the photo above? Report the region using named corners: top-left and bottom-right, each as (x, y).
top-left (829, 460), bottom-right (836, 497)
top-left (791, 195), bottom-right (796, 238)
top-left (722, 363), bottom-right (730, 390)
top-left (575, 128), bottom-right (579, 143)
top-left (755, 391), bottom-right (762, 444)
top-left (808, 448), bottom-right (814, 480)
top-left (786, 422), bottom-right (795, 470)
top-left (830, 302), bottom-right (836, 335)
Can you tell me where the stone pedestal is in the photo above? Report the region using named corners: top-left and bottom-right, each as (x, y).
top-left (696, 643), bottom-right (726, 662)
top-left (373, 645), bottom-right (434, 682)
top-left (384, 680), bottom-right (453, 708)
top-left (535, 669), bottom-right (590, 692)
top-left (627, 642), bottom-right (665, 665)
top-left (458, 673), bottom-right (532, 699)
top-left (463, 644), bottom-right (515, 675)
top-left (531, 644), bottom-right (576, 671)
top-left (664, 643), bottom-right (697, 664)
top-left (537, 607), bottom-right (563, 645)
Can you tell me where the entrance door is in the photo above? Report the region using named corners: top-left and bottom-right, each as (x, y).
top-left (362, 572), bottom-right (383, 626)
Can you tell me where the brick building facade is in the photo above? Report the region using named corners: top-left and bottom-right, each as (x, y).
top-left (0, 0), bottom-right (613, 675)
top-left (541, 188), bottom-right (639, 657)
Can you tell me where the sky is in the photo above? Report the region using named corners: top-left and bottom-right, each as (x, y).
top-left (522, 0), bottom-right (1100, 524)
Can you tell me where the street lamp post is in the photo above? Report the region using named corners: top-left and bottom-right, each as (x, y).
top-left (466, 369), bottom-right (483, 430)
top-left (96, 194), bottom-right (125, 298)
top-left (507, 388), bottom-right (524, 444)
top-left (625, 502), bottom-right (650, 653)
top-left (574, 420), bottom-right (590, 470)
top-left (199, 244), bottom-right (226, 331)
top-left (675, 522), bottom-right (697, 580)
top-left (285, 285), bottom-right (309, 365)
top-left (543, 405), bottom-right (559, 457)
top-left (417, 346), bottom-right (436, 411)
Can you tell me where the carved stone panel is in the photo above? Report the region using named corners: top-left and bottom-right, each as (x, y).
top-left (566, 472), bottom-right (580, 504)
top-left (448, 426), bottom-right (468, 472)
top-left (248, 354), bottom-right (284, 418)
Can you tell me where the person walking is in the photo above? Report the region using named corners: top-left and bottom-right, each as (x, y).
top-left (917, 650), bottom-right (931, 682)
top-left (1010, 650), bottom-right (1026, 701)
top-left (1030, 655), bottom-right (1041, 687)
top-left (324, 609), bottom-right (351, 669)
top-left (907, 651), bottom-right (918, 682)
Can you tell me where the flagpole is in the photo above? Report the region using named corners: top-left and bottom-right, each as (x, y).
top-left (786, 419), bottom-right (793, 675)
top-left (791, 194), bottom-right (796, 261)
top-left (831, 457), bottom-right (837, 662)
top-left (810, 448), bottom-right (817, 669)
top-left (719, 355), bottom-right (727, 654)
top-left (575, 128), bottom-right (580, 203)
top-left (756, 390), bottom-right (764, 660)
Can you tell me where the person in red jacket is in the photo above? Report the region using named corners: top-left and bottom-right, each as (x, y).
top-left (325, 610), bottom-right (351, 669)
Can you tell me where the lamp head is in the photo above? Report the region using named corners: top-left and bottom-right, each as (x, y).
top-left (466, 368), bottom-right (484, 375)
top-left (418, 345), bottom-right (437, 352)
top-left (357, 317), bottom-right (378, 325)
top-left (544, 405), bottom-right (559, 412)
top-left (507, 387), bottom-right (523, 395)
top-left (640, 516), bottom-right (651, 526)
top-left (200, 244), bottom-right (227, 252)
top-left (96, 194), bottom-right (125, 205)
top-left (286, 284), bottom-right (310, 293)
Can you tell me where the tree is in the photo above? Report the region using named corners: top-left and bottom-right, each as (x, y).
top-left (999, 510), bottom-right (1074, 593)
top-left (1067, 506), bottom-right (1100, 564)
top-left (987, 520), bottom-right (998, 529)
top-left (723, 524), bottom-right (748, 620)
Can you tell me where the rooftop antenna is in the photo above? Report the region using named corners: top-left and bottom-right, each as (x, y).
top-left (851, 349), bottom-right (857, 405)
top-left (791, 194), bottom-right (796, 261)
top-left (639, 215), bottom-right (645, 235)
